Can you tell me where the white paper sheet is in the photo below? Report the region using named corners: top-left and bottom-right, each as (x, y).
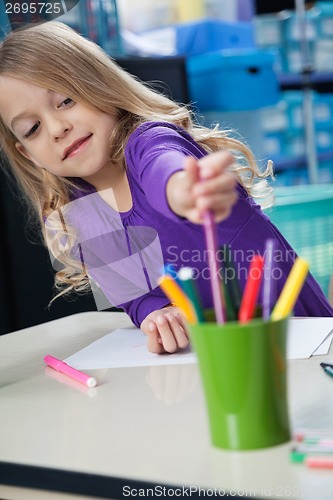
top-left (64, 317), bottom-right (333, 370)
top-left (287, 318), bottom-right (333, 359)
top-left (65, 328), bottom-right (196, 369)
top-left (312, 331), bottom-right (333, 356)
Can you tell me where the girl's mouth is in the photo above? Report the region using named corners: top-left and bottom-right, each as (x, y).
top-left (63, 134), bottom-right (92, 160)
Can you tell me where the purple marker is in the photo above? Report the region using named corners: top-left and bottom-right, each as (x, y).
top-left (262, 238), bottom-right (276, 320)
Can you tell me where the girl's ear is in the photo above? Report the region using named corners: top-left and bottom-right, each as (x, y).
top-left (15, 141), bottom-right (43, 168)
top-left (15, 141), bottom-right (31, 161)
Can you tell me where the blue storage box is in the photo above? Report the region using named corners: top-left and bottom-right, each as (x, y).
top-left (176, 19), bottom-right (254, 56)
top-left (284, 126), bottom-right (333, 157)
top-left (263, 131), bottom-right (286, 157)
top-left (318, 160), bottom-right (333, 183)
top-left (254, 14), bottom-right (284, 47)
top-left (282, 10), bottom-right (318, 43)
top-left (282, 39), bottom-right (316, 73)
top-left (186, 49), bottom-right (280, 111)
top-left (275, 169), bottom-right (309, 187)
top-left (283, 91), bottom-right (305, 130)
top-left (316, 124), bottom-right (333, 152)
top-left (313, 94), bottom-right (333, 126)
top-left (283, 90), bottom-right (333, 130)
top-left (284, 130), bottom-right (306, 157)
top-left (279, 11), bottom-right (317, 73)
top-left (316, 2), bottom-right (333, 38)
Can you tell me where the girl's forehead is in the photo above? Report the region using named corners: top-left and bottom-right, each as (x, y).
top-left (0, 76), bottom-right (64, 107)
top-left (0, 74), bottom-right (75, 102)
top-left (0, 76), bottom-right (51, 126)
top-left (0, 74), bottom-right (45, 92)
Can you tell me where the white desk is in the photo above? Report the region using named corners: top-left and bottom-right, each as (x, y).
top-left (1, 312), bottom-right (333, 500)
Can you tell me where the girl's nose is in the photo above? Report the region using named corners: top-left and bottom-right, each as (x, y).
top-left (48, 118), bottom-right (72, 141)
top-left (54, 126), bottom-right (71, 141)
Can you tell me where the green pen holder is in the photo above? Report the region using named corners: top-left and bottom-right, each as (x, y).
top-left (188, 314), bottom-right (290, 450)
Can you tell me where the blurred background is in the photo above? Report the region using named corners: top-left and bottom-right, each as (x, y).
top-left (0, 0), bottom-right (332, 335)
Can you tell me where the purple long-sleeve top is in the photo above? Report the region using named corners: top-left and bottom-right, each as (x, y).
top-left (68, 121), bottom-right (333, 326)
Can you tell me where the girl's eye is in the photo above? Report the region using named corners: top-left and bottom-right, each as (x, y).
top-left (58, 97), bottom-right (73, 108)
top-left (24, 122), bottom-right (40, 138)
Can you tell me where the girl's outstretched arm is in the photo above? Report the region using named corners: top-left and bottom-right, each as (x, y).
top-left (140, 152), bottom-right (238, 353)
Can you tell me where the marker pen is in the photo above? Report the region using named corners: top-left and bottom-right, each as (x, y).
top-left (305, 456), bottom-right (333, 469)
top-left (44, 366), bottom-right (97, 397)
top-left (320, 362), bottom-right (333, 379)
top-left (44, 355), bottom-right (97, 388)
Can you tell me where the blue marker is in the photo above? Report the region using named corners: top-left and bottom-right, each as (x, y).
top-left (163, 263), bottom-right (180, 283)
top-left (320, 362), bottom-right (333, 379)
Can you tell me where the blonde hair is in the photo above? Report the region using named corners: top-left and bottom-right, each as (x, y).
top-left (0, 21), bottom-right (274, 299)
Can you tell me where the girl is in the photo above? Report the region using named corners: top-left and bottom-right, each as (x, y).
top-left (0, 22), bottom-right (332, 354)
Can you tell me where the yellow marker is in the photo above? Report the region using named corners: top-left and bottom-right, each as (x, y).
top-left (271, 257), bottom-right (309, 321)
top-left (176, 0), bottom-right (204, 22)
top-left (158, 275), bottom-right (197, 324)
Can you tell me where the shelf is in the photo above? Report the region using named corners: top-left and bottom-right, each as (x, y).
top-left (279, 72), bottom-right (333, 93)
top-left (270, 149), bottom-right (333, 171)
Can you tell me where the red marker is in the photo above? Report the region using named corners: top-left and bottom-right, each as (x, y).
top-left (238, 255), bottom-right (264, 323)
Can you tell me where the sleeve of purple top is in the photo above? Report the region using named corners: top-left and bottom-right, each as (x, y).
top-left (125, 123), bottom-right (206, 222)
top-left (119, 289), bottom-right (171, 328)
top-left (120, 124), bottom-right (206, 326)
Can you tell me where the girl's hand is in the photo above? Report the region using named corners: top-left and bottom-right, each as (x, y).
top-left (140, 306), bottom-right (189, 354)
top-left (166, 151), bottom-right (238, 224)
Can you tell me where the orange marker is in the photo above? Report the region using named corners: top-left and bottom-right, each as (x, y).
top-left (158, 274), bottom-right (197, 324)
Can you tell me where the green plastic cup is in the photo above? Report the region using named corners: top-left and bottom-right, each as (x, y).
top-left (189, 315), bottom-right (290, 450)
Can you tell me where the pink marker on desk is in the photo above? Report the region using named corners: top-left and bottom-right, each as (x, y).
top-left (44, 355), bottom-right (97, 388)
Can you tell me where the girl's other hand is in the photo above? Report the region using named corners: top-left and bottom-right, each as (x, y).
top-left (167, 151), bottom-right (238, 224)
top-left (140, 306), bottom-right (189, 354)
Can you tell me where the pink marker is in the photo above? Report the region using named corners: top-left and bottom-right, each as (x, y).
top-left (203, 211), bottom-right (226, 324)
top-left (44, 355), bottom-right (97, 388)
top-left (305, 456), bottom-right (333, 469)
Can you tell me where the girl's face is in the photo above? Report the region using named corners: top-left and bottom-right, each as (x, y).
top-left (0, 75), bottom-right (118, 183)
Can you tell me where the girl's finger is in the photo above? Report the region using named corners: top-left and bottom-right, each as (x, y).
top-left (147, 321), bottom-right (166, 354)
top-left (156, 314), bottom-right (178, 353)
top-left (165, 313), bottom-right (189, 350)
top-left (174, 311), bottom-right (190, 335)
top-left (198, 151), bottom-right (235, 179)
top-left (196, 192), bottom-right (238, 213)
top-left (193, 172), bottom-right (237, 197)
top-left (184, 207), bottom-right (204, 224)
top-left (183, 156), bottom-right (200, 185)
